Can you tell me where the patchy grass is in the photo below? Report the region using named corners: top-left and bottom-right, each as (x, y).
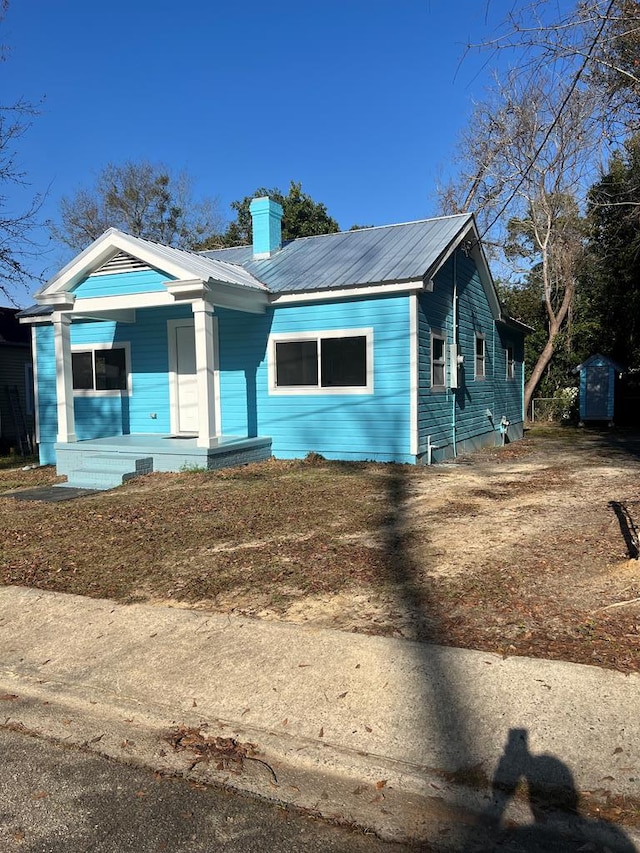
top-left (0, 429), bottom-right (639, 674)
top-left (0, 459), bottom-right (61, 492)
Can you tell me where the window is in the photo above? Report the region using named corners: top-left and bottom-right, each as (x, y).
top-left (431, 333), bottom-right (446, 388)
top-left (270, 330), bottom-right (373, 394)
top-left (475, 335), bottom-right (486, 380)
top-left (506, 346), bottom-right (515, 380)
top-left (71, 345), bottom-right (130, 394)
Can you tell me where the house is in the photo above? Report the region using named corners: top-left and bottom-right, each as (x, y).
top-left (0, 307), bottom-right (34, 454)
top-left (20, 199), bottom-right (527, 489)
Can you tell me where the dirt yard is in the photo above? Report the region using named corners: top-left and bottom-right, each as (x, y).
top-left (1, 426), bottom-right (639, 673)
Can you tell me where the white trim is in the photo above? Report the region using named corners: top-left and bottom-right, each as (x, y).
top-left (52, 313), bottom-right (76, 443)
top-left (30, 326), bottom-right (40, 446)
top-left (70, 341), bottom-right (132, 397)
top-left (167, 319), bottom-right (193, 436)
top-left (72, 292), bottom-right (175, 312)
top-left (430, 329), bottom-right (446, 391)
top-left (19, 315), bottom-right (53, 325)
top-left (268, 328), bottom-right (374, 396)
top-left (192, 300), bottom-right (220, 447)
top-left (409, 296), bottom-right (418, 457)
top-left (506, 345), bottom-right (516, 380)
top-left (474, 333), bottom-right (486, 381)
top-left (212, 313), bottom-right (221, 432)
top-left (269, 281), bottom-right (424, 306)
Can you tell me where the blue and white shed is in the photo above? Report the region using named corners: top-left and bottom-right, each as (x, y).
top-left (575, 353), bottom-right (624, 425)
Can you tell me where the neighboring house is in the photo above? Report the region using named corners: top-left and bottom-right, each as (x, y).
top-left (0, 307), bottom-right (34, 454)
top-left (20, 199), bottom-right (527, 489)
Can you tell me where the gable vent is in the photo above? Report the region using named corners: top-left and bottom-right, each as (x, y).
top-left (90, 251), bottom-right (152, 276)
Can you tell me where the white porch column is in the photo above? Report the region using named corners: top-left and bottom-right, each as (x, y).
top-left (52, 312), bottom-right (77, 443)
top-left (192, 299), bottom-right (219, 448)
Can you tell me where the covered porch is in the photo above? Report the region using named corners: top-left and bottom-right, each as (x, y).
top-left (55, 433), bottom-right (273, 490)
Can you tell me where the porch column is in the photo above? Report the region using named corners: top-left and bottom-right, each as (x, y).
top-left (52, 312), bottom-right (77, 443)
top-left (192, 299), bottom-right (219, 448)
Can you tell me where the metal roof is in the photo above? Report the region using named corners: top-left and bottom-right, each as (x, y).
top-left (201, 214), bottom-right (473, 293)
top-left (125, 234), bottom-right (267, 291)
top-left (35, 228), bottom-right (267, 299)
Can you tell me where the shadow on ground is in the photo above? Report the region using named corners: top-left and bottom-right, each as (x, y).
top-left (382, 459), bottom-right (637, 851)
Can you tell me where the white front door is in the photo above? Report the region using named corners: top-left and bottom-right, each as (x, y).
top-left (169, 320), bottom-right (198, 434)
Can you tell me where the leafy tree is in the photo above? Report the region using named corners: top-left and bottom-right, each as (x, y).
top-left (51, 161), bottom-right (224, 252)
top-left (0, 0), bottom-right (43, 300)
top-left (578, 135), bottom-right (640, 368)
top-left (212, 180), bottom-right (339, 248)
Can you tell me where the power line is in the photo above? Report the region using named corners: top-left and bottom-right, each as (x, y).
top-left (480, 0), bottom-right (617, 240)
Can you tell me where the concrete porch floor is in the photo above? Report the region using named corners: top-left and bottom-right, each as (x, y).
top-left (54, 434), bottom-right (273, 490)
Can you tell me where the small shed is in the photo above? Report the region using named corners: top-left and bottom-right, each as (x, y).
top-left (575, 353), bottom-right (623, 425)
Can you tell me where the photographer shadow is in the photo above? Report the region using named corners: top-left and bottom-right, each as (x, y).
top-left (474, 728), bottom-right (637, 852)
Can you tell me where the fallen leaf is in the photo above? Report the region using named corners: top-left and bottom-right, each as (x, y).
top-left (337, 691), bottom-right (348, 699)
top-left (319, 727), bottom-right (324, 738)
top-left (365, 725), bottom-right (372, 732)
top-left (31, 791), bottom-right (48, 800)
top-left (0, 694), bottom-right (18, 701)
top-left (376, 780), bottom-right (387, 790)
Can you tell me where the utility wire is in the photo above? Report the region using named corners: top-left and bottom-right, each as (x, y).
top-left (480, 0), bottom-right (617, 240)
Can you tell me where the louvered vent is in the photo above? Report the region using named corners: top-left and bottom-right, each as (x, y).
top-left (90, 251), bottom-right (152, 276)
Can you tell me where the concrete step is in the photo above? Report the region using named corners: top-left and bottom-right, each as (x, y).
top-left (62, 456), bottom-right (153, 491)
top-left (63, 469), bottom-right (128, 490)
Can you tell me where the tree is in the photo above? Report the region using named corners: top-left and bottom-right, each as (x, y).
top-left (474, 1), bottom-right (640, 138)
top-left (213, 180), bottom-right (339, 248)
top-left (51, 161), bottom-right (224, 252)
top-left (0, 0), bottom-right (43, 300)
top-left (578, 135), bottom-right (640, 367)
top-left (438, 75), bottom-right (593, 413)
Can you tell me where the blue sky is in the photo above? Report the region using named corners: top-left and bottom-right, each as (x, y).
top-left (3, 0), bottom-right (518, 305)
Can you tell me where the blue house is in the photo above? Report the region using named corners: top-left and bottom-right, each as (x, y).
top-left (20, 199), bottom-right (527, 489)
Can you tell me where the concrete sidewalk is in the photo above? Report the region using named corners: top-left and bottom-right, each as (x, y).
top-left (0, 586), bottom-right (637, 850)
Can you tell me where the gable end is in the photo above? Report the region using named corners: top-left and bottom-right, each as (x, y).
top-left (90, 251), bottom-right (153, 277)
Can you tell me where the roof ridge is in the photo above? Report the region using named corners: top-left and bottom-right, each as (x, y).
top-left (288, 212), bottom-right (472, 244)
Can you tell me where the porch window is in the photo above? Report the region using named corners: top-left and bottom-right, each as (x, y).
top-left (506, 346), bottom-right (515, 380)
top-left (270, 329), bottom-right (373, 394)
top-left (72, 345), bottom-right (130, 394)
top-left (475, 335), bottom-right (486, 380)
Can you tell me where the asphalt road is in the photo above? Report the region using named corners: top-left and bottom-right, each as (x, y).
top-left (0, 727), bottom-right (417, 852)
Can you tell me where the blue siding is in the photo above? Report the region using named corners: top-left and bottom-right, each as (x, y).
top-left (73, 268), bottom-right (174, 299)
top-left (35, 325), bottom-right (57, 465)
top-left (418, 249), bottom-right (525, 460)
top-left (34, 306), bottom-right (192, 464)
top-left (218, 295), bottom-right (413, 462)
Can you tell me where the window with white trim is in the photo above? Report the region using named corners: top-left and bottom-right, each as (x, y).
top-left (506, 346), bottom-right (515, 380)
top-left (475, 334), bottom-right (486, 380)
top-left (431, 332), bottom-right (446, 389)
top-left (71, 344), bottom-right (131, 394)
top-left (269, 330), bottom-right (373, 394)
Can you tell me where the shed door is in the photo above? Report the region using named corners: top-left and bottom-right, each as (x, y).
top-left (585, 365), bottom-right (609, 419)
top-left (171, 321), bottom-right (198, 434)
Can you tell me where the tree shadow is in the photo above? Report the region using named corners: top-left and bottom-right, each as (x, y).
top-left (381, 464), bottom-right (637, 851)
top-left (609, 500), bottom-right (640, 560)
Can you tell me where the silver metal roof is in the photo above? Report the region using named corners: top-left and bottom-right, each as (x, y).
top-left (201, 214), bottom-right (473, 293)
top-left (132, 235), bottom-right (267, 291)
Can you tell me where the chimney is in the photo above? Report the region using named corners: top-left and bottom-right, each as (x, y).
top-left (249, 196), bottom-right (283, 258)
